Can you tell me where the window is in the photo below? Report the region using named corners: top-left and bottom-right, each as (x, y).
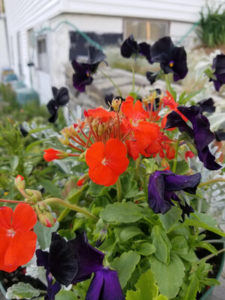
top-left (37, 37), bottom-right (49, 72)
top-left (124, 19), bottom-right (169, 43)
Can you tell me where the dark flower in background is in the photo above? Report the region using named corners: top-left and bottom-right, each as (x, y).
top-left (121, 35), bottom-right (151, 63)
top-left (104, 94), bottom-right (125, 111)
top-left (197, 98), bottom-right (215, 113)
top-left (210, 54), bottom-right (225, 91)
top-left (151, 36), bottom-right (188, 81)
top-left (166, 105), bottom-right (221, 170)
top-left (146, 71), bottom-right (159, 85)
top-left (86, 268), bottom-right (125, 300)
top-left (19, 124), bottom-right (29, 137)
top-left (215, 129), bottom-right (225, 141)
top-left (47, 87), bottom-right (69, 123)
top-left (148, 170), bottom-right (201, 214)
top-left (72, 46), bottom-right (106, 92)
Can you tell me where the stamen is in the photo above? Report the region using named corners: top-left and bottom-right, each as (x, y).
top-left (7, 228), bottom-right (15, 237)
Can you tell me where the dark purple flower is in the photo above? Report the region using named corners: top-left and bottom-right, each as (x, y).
top-left (72, 46), bottom-right (106, 92)
top-left (215, 129), bottom-right (225, 141)
top-left (210, 54), bottom-right (225, 91)
top-left (148, 170), bottom-right (201, 214)
top-left (68, 232), bottom-right (104, 283)
top-left (146, 71), bottom-right (159, 84)
top-left (121, 35), bottom-right (151, 63)
top-left (86, 268), bottom-right (125, 300)
top-left (47, 87), bottom-right (69, 123)
top-left (36, 232), bottom-right (104, 287)
top-left (198, 98), bottom-right (215, 113)
top-left (151, 36), bottom-right (188, 81)
top-left (36, 249), bottom-right (61, 300)
top-left (166, 105), bottom-right (221, 170)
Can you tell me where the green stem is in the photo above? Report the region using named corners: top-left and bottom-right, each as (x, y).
top-left (99, 70), bottom-right (122, 97)
top-left (131, 61), bottom-right (136, 92)
top-left (172, 140), bottom-right (179, 173)
top-left (57, 208), bottom-right (70, 222)
top-left (116, 178), bottom-right (122, 202)
top-left (204, 239), bottom-right (225, 244)
top-left (199, 178), bottom-right (225, 188)
top-left (42, 197), bottom-right (97, 221)
top-left (198, 248), bottom-right (225, 264)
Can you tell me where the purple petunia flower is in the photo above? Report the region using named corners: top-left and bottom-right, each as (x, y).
top-left (197, 98), bottom-right (215, 113)
top-left (210, 54), bottom-right (225, 91)
top-left (151, 36), bottom-right (188, 81)
top-left (165, 105), bottom-right (221, 170)
top-left (148, 170), bottom-right (201, 214)
top-left (86, 268), bottom-right (125, 300)
top-left (47, 86), bottom-right (69, 123)
top-left (72, 46), bottom-right (106, 92)
top-left (121, 35), bottom-right (151, 63)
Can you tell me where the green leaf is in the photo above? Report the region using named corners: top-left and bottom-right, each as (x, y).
top-left (171, 236), bottom-right (188, 255)
top-left (160, 207), bottom-right (182, 232)
top-left (150, 254), bottom-right (185, 299)
top-left (136, 242), bottom-right (156, 256)
top-left (151, 226), bottom-right (171, 264)
top-left (154, 296), bottom-right (168, 300)
top-left (39, 178), bottom-right (62, 198)
top-left (6, 283), bottom-right (41, 299)
top-left (117, 226), bottom-right (143, 242)
top-left (34, 221), bottom-right (59, 249)
top-left (185, 214), bottom-right (225, 237)
top-left (100, 202), bottom-right (143, 224)
top-left (126, 269), bottom-right (158, 300)
top-left (111, 250), bottom-right (140, 288)
top-left (55, 290), bottom-right (77, 300)
top-left (168, 160), bottom-right (189, 175)
top-left (11, 155), bottom-right (19, 171)
top-left (196, 241), bottom-right (217, 254)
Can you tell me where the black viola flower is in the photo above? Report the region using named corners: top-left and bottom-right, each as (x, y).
top-left (47, 87), bottom-right (69, 123)
top-left (86, 268), bottom-right (125, 300)
top-left (151, 36), bottom-right (188, 81)
top-left (72, 46), bottom-right (106, 92)
top-left (148, 170), bottom-right (201, 214)
top-left (121, 35), bottom-right (151, 63)
top-left (165, 105), bottom-right (222, 170)
top-left (210, 54), bottom-right (225, 91)
top-left (146, 71), bottom-right (159, 85)
top-left (37, 232), bottom-right (104, 288)
top-left (198, 98), bottom-right (215, 113)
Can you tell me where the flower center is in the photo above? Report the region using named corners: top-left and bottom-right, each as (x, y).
top-left (7, 228), bottom-right (15, 238)
top-left (169, 61), bottom-right (174, 68)
top-left (101, 158), bottom-right (108, 166)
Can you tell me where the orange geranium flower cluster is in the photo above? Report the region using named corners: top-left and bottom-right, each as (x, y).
top-left (44, 92), bottom-right (179, 186)
top-left (0, 203), bottom-right (37, 272)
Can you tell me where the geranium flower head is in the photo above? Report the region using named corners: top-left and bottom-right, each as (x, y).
top-left (148, 170), bottom-right (201, 214)
top-left (0, 203), bottom-right (37, 272)
top-left (210, 54), bottom-right (225, 91)
top-left (72, 46), bottom-right (106, 92)
top-left (86, 268), bottom-right (124, 300)
top-left (86, 138), bottom-right (129, 186)
top-left (165, 105), bottom-right (221, 170)
top-left (47, 87), bottom-right (69, 123)
top-left (151, 36), bottom-right (188, 81)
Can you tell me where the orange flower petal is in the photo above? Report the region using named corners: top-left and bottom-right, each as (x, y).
top-left (126, 140), bottom-right (140, 160)
top-left (0, 207), bottom-right (13, 233)
top-left (4, 231), bottom-right (37, 267)
top-left (12, 203), bottom-right (37, 231)
top-left (89, 165), bottom-right (118, 186)
top-left (105, 139), bottom-right (129, 174)
top-left (0, 234), bottom-right (11, 271)
top-left (86, 142), bottom-right (105, 169)
top-left (135, 121), bottom-right (160, 150)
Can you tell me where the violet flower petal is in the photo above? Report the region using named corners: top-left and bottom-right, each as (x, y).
top-left (86, 269), bottom-right (125, 300)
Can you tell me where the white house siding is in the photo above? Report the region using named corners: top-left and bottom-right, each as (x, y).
top-left (4, 0), bottom-right (225, 103)
top-left (0, 15), bottom-right (10, 72)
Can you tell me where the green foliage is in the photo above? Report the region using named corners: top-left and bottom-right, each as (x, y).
top-left (6, 282), bottom-right (42, 299)
top-left (111, 251), bottom-right (141, 288)
top-left (197, 4), bottom-right (225, 47)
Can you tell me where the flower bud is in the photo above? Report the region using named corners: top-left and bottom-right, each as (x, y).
top-left (15, 175), bottom-right (25, 190)
top-left (35, 203), bottom-right (56, 228)
top-left (25, 189), bottom-right (42, 203)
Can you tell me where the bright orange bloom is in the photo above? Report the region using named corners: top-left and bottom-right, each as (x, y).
top-left (43, 148), bottom-right (66, 162)
top-left (185, 151), bottom-right (195, 160)
top-left (86, 138), bottom-right (129, 186)
top-left (85, 107), bottom-right (115, 123)
top-left (162, 91), bottom-right (188, 122)
top-left (121, 98), bottom-right (149, 127)
top-left (0, 203), bottom-right (37, 272)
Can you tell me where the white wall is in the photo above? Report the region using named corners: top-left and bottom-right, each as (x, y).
top-left (0, 16), bottom-right (10, 72)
